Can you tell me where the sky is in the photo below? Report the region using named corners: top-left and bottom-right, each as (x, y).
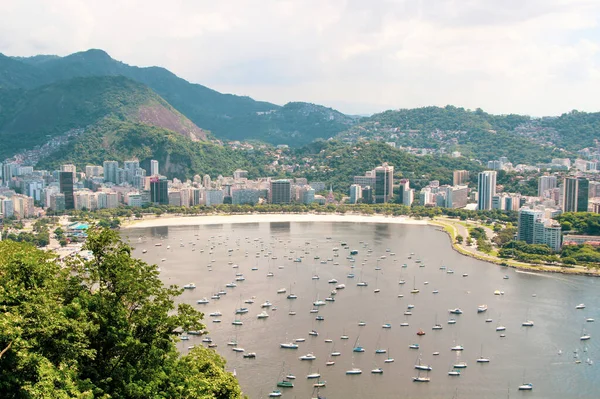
top-left (1, 0), bottom-right (599, 116)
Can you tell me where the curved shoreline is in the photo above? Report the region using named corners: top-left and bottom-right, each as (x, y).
top-left (121, 212), bottom-right (599, 277)
top-left (429, 219), bottom-right (600, 277)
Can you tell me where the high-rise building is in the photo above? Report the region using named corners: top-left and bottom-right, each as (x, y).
top-left (150, 160), bottom-right (159, 176)
top-left (150, 176), bottom-right (169, 205)
top-left (103, 161), bottom-right (119, 184)
top-left (203, 174), bottom-right (211, 189)
top-left (124, 160), bottom-right (140, 183)
top-left (270, 180), bottom-right (292, 204)
top-left (205, 189), bottom-right (224, 206)
top-left (538, 175), bottom-right (557, 197)
top-left (453, 170), bottom-right (470, 186)
top-left (85, 165), bottom-right (103, 177)
top-left (300, 187), bottom-right (315, 204)
top-left (518, 207), bottom-right (562, 252)
top-left (232, 189), bottom-right (260, 205)
top-left (2, 163), bottom-right (18, 186)
top-left (374, 163), bottom-right (394, 203)
top-left (59, 172), bottom-right (75, 210)
top-left (60, 164), bottom-right (76, 174)
top-left (445, 185), bottom-right (468, 208)
top-left (562, 177), bottom-right (589, 212)
top-left (233, 169), bottom-right (248, 180)
top-left (349, 184), bottom-right (362, 204)
top-left (477, 171), bottom-right (497, 210)
top-left (577, 178), bottom-right (590, 212)
top-left (518, 208), bottom-right (543, 244)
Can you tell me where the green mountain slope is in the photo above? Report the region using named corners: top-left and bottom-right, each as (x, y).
top-left (0, 75), bottom-right (206, 159)
top-left (2, 49), bottom-right (355, 145)
top-left (336, 106), bottom-right (554, 163)
top-left (540, 111), bottom-right (600, 151)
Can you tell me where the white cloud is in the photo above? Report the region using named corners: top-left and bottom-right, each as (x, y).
top-left (0, 0), bottom-right (599, 116)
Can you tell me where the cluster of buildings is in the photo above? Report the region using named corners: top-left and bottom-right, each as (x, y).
top-left (348, 163), bottom-right (395, 204)
top-left (0, 159), bottom-right (341, 220)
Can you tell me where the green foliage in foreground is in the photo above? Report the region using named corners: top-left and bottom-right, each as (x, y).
top-left (0, 228), bottom-right (242, 399)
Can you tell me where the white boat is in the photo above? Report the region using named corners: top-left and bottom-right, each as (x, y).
top-left (336, 284), bottom-right (346, 290)
top-left (518, 383), bottom-right (533, 391)
top-left (244, 298), bottom-right (255, 304)
top-left (312, 275), bottom-right (320, 280)
top-left (287, 293), bottom-right (298, 299)
top-left (496, 325), bottom-right (506, 331)
top-left (522, 320), bottom-right (534, 327)
top-left (328, 279), bottom-right (338, 284)
top-left (267, 272), bottom-right (274, 277)
top-left (412, 376), bottom-right (430, 382)
top-left (295, 338), bottom-right (306, 342)
top-left (209, 311), bottom-right (222, 317)
top-left (306, 372), bottom-right (320, 379)
top-left (313, 300), bottom-right (326, 306)
top-left (400, 322), bottom-right (409, 327)
top-left (451, 345), bottom-right (464, 351)
top-left (257, 311), bottom-right (269, 319)
top-left (448, 308), bottom-right (463, 314)
top-left (261, 301), bottom-right (273, 308)
top-left (300, 353), bottom-right (316, 360)
top-left (235, 307), bottom-right (249, 314)
top-left (232, 347), bottom-right (245, 352)
top-left (586, 318), bottom-right (595, 322)
top-left (331, 351), bottom-right (341, 356)
top-left (371, 368), bottom-right (383, 374)
top-left (277, 288), bottom-right (287, 294)
top-left (288, 311), bottom-right (297, 315)
top-left (448, 370), bottom-right (461, 376)
top-left (268, 390), bottom-right (282, 397)
top-left (346, 368), bottom-right (362, 375)
top-left (576, 303), bottom-right (586, 309)
top-left (231, 320), bottom-right (243, 326)
top-left (453, 362), bottom-right (467, 368)
top-left (309, 330), bottom-right (319, 336)
top-left (280, 342), bottom-right (299, 349)
top-left (196, 298), bottom-right (209, 304)
top-left (447, 319), bottom-right (456, 324)
top-left (225, 282), bottom-right (237, 288)
top-left (477, 304), bottom-right (488, 313)
top-left (142, 249), bottom-right (147, 253)
top-left (285, 374), bottom-right (296, 380)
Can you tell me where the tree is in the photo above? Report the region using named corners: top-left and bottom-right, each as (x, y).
top-left (456, 234), bottom-right (464, 244)
top-left (0, 228), bottom-right (242, 398)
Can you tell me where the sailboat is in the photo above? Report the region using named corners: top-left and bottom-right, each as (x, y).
top-left (410, 277), bottom-right (420, 294)
top-left (374, 270), bottom-right (380, 293)
top-left (412, 370), bottom-right (430, 382)
top-left (414, 354), bottom-right (432, 371)
top-left (276, 362), bottom-right (294, 388)
top-left (580, 327), bottom-right (591, 340)
top-left (476, 344), bottom-right (490, 363)
top-left (384, 348), bottom-right (394, 363)
top-left (352, 336), bottom-right (365, 352)
top-left (432, 314), bottom-right (443, 330)
top-left (522, 308), bottom-right (534, 327)
top-left (374, 333), bottom-right (386, 353)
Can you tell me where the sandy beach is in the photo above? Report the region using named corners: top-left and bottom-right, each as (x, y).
top-left (123, 213), bottom-right (428, 229)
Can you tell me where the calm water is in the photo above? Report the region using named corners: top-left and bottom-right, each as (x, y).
top-left (125, 222), bottom-right (599, 399)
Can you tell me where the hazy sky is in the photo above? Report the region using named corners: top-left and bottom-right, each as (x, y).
top-left (1, 0), bottom-right (599, 115)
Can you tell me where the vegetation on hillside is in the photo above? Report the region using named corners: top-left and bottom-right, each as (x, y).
top-left (0, 76), bottom-right (203, 159)
top-left (291, 140), bottom-right (484, 192)
top-left (337, 106), bottom-right (554, 163)
top-left (541, 111), bottom-right (600, 151)
top-left (0, 228), bottom-right (242, 398)
top-left (37, 120), bottom-right (272, 180)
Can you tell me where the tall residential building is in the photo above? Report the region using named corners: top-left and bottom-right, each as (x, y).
top-left (59, 172), bottom-right (75, 210)
top-left (270, 180), bottom-right (291, 204)
top-left (232, 189), bottom-right (260, 205)
top-left (374, 163), bottom-right (394, 203)
top-left (453, 170), bottom-right (469, 186)
top-left (2, 163), bottom-right (18, 186)
top-left (203, 174), bottom-right (211, 189)
top-left (445, 185), bottom-right (469, 208)
top-left (518, 208), bottom-right (562, 252)
top-left (349, 184), bottom-right (362, 204)
top-left (150, 176), bottom-right (169, 205)
top-left (233, 169), bottom-right (248, 180)
top-left (60, 164), bottom-right (76, 174)
top-left (150, 160), bottom-right (159, 176)
top-left (477, 171), bottom-right (497, 211)
top-left (124, 160), bottom-right (140, 183)
top-left (562, 177), bottom-right (589, 212)
top-left (205, 189), bottom-right (224, 206)
top-left (538, 175), bottom-right (557, 197)
top-left (85, 165), bottom-right (104, 177)
top-left (103, 161), bottom-right (119, 184)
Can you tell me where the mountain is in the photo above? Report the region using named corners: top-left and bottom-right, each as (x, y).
top-left (335, 105), bottom-right (560, 164)
top-left (0, 75), bottom-right (206, 159)
top-left (1, 49), bottom-right (355, 145)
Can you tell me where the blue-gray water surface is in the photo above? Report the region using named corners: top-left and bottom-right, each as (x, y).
top-left (125, 221), bottom-right (599, 399)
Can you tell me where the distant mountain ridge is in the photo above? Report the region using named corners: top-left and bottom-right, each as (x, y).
top-left (0, 75), bottom-right (206, 159)
top-left (1, 49), bottom-right (355, 146)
